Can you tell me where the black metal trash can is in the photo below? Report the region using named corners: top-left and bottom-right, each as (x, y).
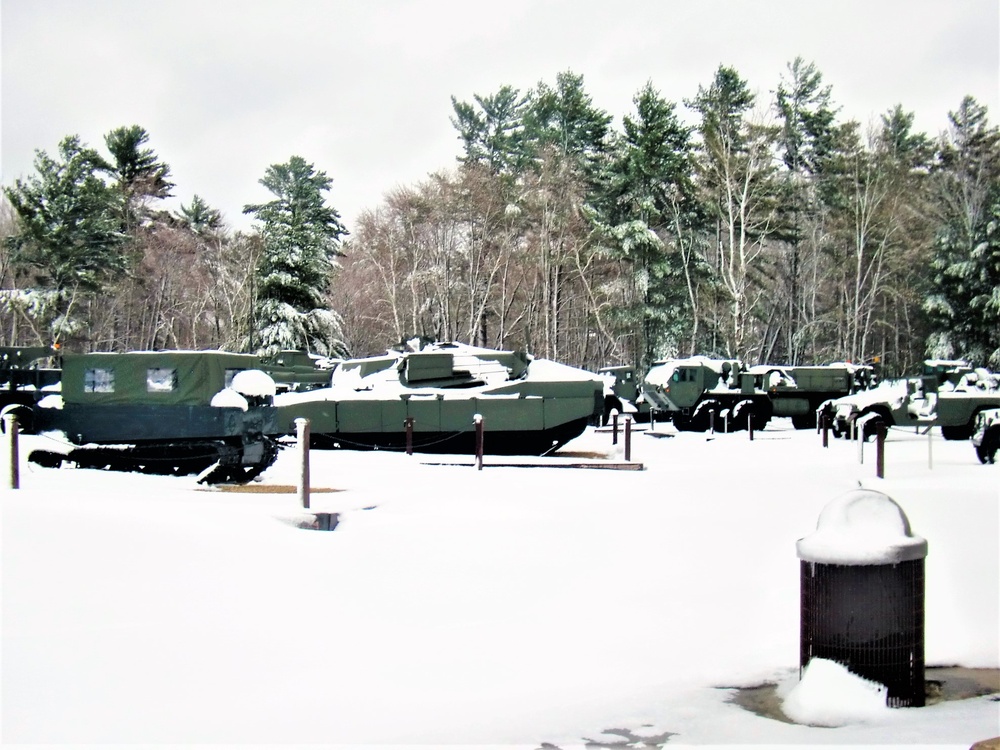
top-left (797, 489), bottom-right (928, 707)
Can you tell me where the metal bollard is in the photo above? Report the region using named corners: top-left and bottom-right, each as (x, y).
top-left (4, 413), bottom-right (20, 490)
top-left (624, 416), bottom-right (632, 462)
top-left (295, 418), bottom-right (310, 509)
top-left (612, 411), bottom-right (619, 445)
top-left (474, 414), bottom-right (484, 471)
top-left (876, 422), bottom-right (887, 478)
top-left (404, 416), bottom-right (414, 456)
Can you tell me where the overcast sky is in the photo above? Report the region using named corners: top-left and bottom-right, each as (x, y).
top-left (3, 0), bottom-right (998, 233)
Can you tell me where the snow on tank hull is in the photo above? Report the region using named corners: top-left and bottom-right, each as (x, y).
top-left (273, 343), bottom-right (605, 455)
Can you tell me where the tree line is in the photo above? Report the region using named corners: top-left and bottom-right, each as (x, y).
top-left (3, 59), bottom-right (998, 378)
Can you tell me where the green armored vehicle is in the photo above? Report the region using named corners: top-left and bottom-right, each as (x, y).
top-left (274, 342), bottom-right (605, 454)
top-left (828, 360), bottom-right (1000, 441)
top-left (27, 350), bottom-right (281, 482)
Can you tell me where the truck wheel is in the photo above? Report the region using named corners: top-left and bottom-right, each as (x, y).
top-left (861, 412), bottom-right (887, 442)
top-left (976, 428), bottom-right (999, 464)
top-left (941, 423), bottom-right (974, 441)
top-left (791, 413), bottom-right (816, 430)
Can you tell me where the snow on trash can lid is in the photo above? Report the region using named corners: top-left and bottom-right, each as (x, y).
top-left (797, 489), bottom-right (928, 565)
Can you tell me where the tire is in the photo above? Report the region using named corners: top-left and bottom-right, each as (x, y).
top-left (976, 428), bottom-right (999, 464)
top-left (941, 424), bottom-right (974, 441)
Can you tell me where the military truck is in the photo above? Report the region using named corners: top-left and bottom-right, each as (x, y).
top-left (24, 350), bottom-right (282, 482)
top-left (972, 408), bottom-right (1000, 464)
top-left (598, 365), bottom-right (651, 424)
top-left (639, 357), bottom-right (874, 433)
top-left (828, 360), bottom-right (1000, 441)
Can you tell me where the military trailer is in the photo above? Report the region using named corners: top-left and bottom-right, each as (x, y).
top-left (749, 363), bottom-right (875, 429)
top-left (972, 408), bottom-right (1000, 464)
top-left (274, 342), bottom-right (605, 455)
top-left (27, 350), bottom-right (281, 482)
top-left (828, 361), bottom-right (1000, 441)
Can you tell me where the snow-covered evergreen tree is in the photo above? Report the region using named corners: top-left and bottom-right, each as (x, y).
top-left (925, 97), bottom-right (1000, 367)
top-left (243, 156), bottom-right (348, 357)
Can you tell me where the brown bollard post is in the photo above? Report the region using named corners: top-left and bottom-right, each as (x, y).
top-left (5, 413), bottom-right (20, 490)
top-left (624, 416), bottom-right (632, 462)
top-left (474, 414), bottom-right (484, 471)
top-left (876, 422), bottom-right (886, 478)
top-left (822, 414), bottom-right (830, 448)
top-left (295, 418), bottom-right (310, 509)
top-left (709, 410), bottom-right (715, 434)
top-left (650, 409), bottom-right (656, 431)
top-left (748, 412), bottom-right (754, 441)
top-left (404, 416), bottom-right (414, 456)
top-left (612, 412), bottom-right (619, 445)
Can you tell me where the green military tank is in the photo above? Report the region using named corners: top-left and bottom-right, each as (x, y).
top-left (273, 342), bottom-right (605, 455)
top-left (25, 350), bottom-right (282, 483)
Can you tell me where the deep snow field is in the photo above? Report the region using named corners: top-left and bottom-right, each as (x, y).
top-left (2, 418), bottom-right (998, 749)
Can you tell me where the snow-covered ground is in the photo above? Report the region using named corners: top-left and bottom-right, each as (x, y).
top-left (2, 419), bottom-right (998, 748)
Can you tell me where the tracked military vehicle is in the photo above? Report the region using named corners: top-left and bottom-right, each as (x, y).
top-left (273, 342), bottom-right (605, 455)
top-left (827, 360), bottom-right (1000, 441)
top-left (638, 357), bottom-right (874, 433)
top-left (25, 350), bottom-right (282, 483)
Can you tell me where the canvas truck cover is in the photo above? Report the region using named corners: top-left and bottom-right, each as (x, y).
top-left (61, 351), bottom-right (263, 406)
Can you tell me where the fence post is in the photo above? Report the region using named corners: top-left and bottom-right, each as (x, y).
top-left (474, 414), bottom-right (484, 471)
top-left (4, 413), bottom-right (19, 490)
top-left (748, 412), bottom-right (754, 441)
top-left (404, 416), bottom-right (414, 456)
top-left (876, 423), bottom-right (887, 479)
top-left (709, 409), bottom-right (715, 435)
top-left (295, 418), bottom-right (310, 509)
top-left (822, 414), bottom-right (830, 448)
top-left (624, 416), bottom-right (632, 462)
top-left (612, 411), bottom-right (619, 445)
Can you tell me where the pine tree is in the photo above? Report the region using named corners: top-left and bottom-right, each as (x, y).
top-left (104, 125), bottom-right (174, 230)
top-left (925, 97), bottom-right (1000, 366)
top-left (602, 82), bottom-right (704, 366)
top-left (242, 156), bottom-right (348, 357)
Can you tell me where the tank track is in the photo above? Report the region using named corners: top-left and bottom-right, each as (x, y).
top-left (28, 437), bottom-right (279, 485)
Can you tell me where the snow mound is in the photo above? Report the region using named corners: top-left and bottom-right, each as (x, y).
top-left (230, 369), bottom-right (276, 398)
top-left (782, 658), bottom-right (890, 727)
top-left (210, 388), bottom-right (249, 411)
